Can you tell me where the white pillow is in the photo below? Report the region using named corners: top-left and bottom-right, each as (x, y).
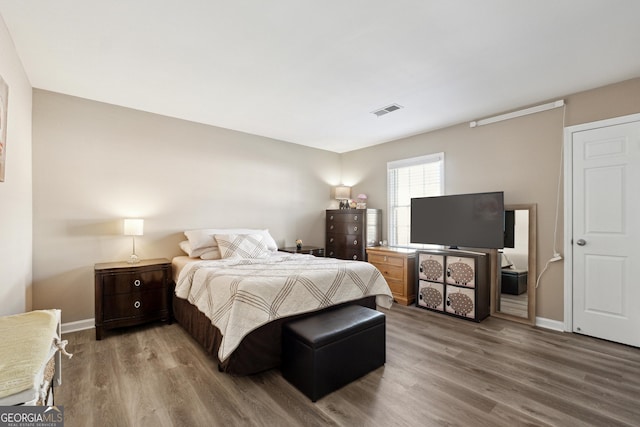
top-left (178, 240), bottom-right (220, 259)
top-left (200, 249), bottom-right (222, 260)
top-left (178, 240), bottom-right (194, 256)
top-left (184, 228), bottom-right (278, 252)
top-left (214, 234), bottom-right (271, 259)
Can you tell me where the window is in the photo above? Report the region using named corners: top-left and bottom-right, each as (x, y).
top-left (387, 153), bottom-right (444, 247)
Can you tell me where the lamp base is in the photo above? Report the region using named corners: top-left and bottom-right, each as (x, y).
top-left (127, 254), bottom-right (140, 264)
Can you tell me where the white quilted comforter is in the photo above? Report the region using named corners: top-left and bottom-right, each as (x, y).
top-left (175, 253), bottom-right (393, 362)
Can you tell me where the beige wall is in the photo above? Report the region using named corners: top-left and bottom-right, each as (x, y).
top-left (32, 90), bottom-right (340, 323)
top-left (28, 78), bottom-right (640, 324)
top-left (342, 78), bottom-right (640, 321)
top-left (0, 17), bottom-right (33, 316)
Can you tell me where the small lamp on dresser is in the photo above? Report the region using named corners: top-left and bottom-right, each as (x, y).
top-left (334, 186), bottom-right (351, 209)
top-left (123, 218), bottom-right (144, 264)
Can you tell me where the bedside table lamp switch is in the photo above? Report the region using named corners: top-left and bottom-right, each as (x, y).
top-left (124, 218), bottom-right (144, 264)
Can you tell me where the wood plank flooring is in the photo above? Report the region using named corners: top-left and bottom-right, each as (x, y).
top-left (57, 304), bottom-right (640, 426)
top-left (499, 291), bottom-right (528, 318)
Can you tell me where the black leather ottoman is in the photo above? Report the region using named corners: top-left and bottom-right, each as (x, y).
top-left (281, 305), bottom-right (385, 402)
top-left (501, 268), bottom-right (528, 295)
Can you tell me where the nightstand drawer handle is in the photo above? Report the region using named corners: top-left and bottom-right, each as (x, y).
top-left (330, 225), bottom-right (334, 230)
top-left (134, 279), bottom-right (141, 287)
top-left (352, 255), bottom-right (358, 260)
top-left (134, 301), bottom-right (141, 309)
top-left (329, 215), bottom-right (334, 220)
top-left (353, 226), bottom-right (358, 232)
top-left (329, 237), bottom-right (334, 243)
top-left (353, 239), bottom-right (358, 245)
top-left (384, 256), bottom-right (388, 262)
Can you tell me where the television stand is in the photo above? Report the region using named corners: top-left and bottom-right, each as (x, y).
top-left (415, 248), bottom-right (490, 322)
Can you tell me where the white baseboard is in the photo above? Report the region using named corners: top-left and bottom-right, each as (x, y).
top-left (61, 318), bottom-right (95, 334)
top-left (535, 316), bottom-right (565, 332)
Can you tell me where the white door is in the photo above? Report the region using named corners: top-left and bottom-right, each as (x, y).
top-left (571, 119), bottom-right (640, 347)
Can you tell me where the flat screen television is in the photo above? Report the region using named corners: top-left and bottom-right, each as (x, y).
top-left (410, 191), bottom-right (505, 249)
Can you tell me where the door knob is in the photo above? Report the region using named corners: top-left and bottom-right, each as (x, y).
top-left (576, 239), bottom-right (586, 246)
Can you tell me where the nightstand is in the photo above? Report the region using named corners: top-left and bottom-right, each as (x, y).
top-left (280, 246), bottom-right (325, 257)
top-left (367, 247), bottom-right (416, 305)
top-left (94, 258), bottom-right (172, 340)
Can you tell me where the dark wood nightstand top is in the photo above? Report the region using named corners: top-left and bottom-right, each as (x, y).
top-left (280, 246), bottom-right (325, 256)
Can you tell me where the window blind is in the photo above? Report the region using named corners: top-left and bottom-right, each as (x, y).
top-left (387, 153), bottom-right (444, 247)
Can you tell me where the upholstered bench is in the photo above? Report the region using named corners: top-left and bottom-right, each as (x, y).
top-left (281, 305), bottom-right (385, 402)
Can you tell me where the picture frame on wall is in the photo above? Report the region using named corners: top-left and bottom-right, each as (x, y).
top-left (0, 74), bottom-right (8, 182)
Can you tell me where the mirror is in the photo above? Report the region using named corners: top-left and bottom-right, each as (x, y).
top-left (492, 203), bottom-right (537, 325)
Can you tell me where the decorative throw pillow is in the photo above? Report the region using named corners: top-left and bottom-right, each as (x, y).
top-left (184, 228), bottom-right (279, 252)
top-left (214, 234), bottom-right (271, 259)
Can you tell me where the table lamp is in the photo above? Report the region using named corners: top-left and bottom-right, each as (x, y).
top-left (123, 218), bottom-right (144, 264)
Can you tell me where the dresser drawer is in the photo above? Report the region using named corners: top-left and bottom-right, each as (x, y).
top-left (344, 249), bottom-right (365, 261)
top-left (326, 222), bottom-right (362, 234)
top-left (368, 253), bottom-right (404, 268)
top-left (103, 289), bottom-right (167, 320)
top-left (326, 234), bottom-right (363, 249)
top-left (326, 212), bottom-right (365, 223)
top-left (385, 278), bottom-right (405, 295)
top-left (102, 269), bottom-right (166, 295)
top-left (371, 263), bottom-right (404, 281)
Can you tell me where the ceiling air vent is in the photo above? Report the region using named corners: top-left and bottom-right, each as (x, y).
top-left (371, 103), bottom-right (403, 117)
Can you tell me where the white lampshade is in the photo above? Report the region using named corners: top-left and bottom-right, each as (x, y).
top-left (334, 186), bottom-right (351, 200)
top-left (123, 219), bottom-right (144, 236)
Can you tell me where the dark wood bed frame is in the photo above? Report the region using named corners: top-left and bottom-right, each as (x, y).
top-left (172, 294), bottom-right (376, 375)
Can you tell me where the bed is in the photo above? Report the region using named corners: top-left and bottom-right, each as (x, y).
top-left (171, 230), bottom-right (393, 375)
top-left (0, 309), bottom-right (72, 406)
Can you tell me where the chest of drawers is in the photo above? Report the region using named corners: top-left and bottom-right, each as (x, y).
top-left (94, 258), bottom-right (172, 340)
top-left (367, 247), bottom-right (416, 305)
top-left (325, 209), bottom-right (381, 261)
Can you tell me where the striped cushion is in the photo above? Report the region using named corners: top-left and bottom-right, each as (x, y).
top-left (214, 234), bottom-right (271, 259)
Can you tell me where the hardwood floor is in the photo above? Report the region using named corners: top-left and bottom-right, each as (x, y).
top-left (58, 304), bottom-right (640, 426)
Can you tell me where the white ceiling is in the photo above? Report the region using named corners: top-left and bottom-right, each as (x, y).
top-left (1, 1), bottom-right (639, 153)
